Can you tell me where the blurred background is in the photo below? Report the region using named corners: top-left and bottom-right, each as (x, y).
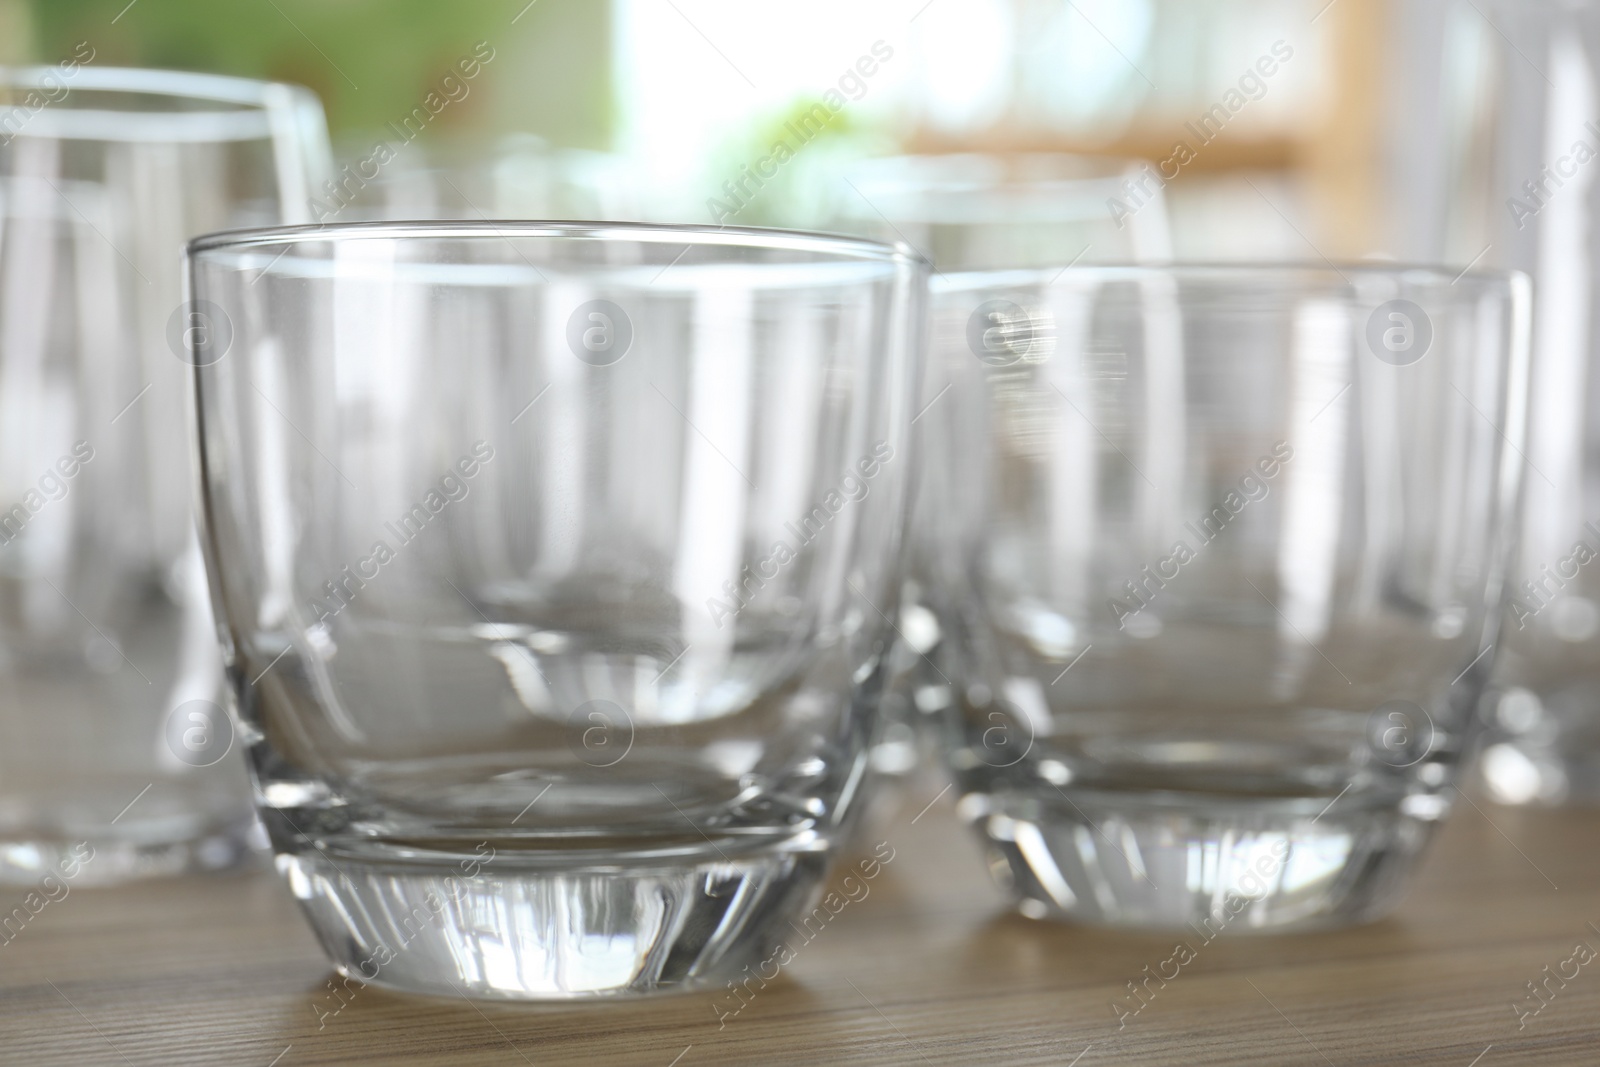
top-left (0, 0), bottom-right (1499, 261)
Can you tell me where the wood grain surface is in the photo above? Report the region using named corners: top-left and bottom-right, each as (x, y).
top-left (2, 777), bottom-right (1597, 1066)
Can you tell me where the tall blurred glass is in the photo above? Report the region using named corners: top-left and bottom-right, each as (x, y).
top-left (0, 66), bottom-right (330, 882)
top-left (1388, 1), bottom-right (1600, 805)
top-left (186, 222), bottom-right (925, 998)
top-left (838, 153), bottom-right (1173, 270)
top-left (319, 134), bottom-right (646, 224)
top-left (831, 153), bottom-right (1172, 786)
top-left (927, 264), bottom-right (1528, 928)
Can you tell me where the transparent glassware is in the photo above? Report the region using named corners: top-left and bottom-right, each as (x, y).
top-left (926, 264), bottom-right (1529, 929)
top-left (319, 134), bottom-right (646, 225)
top-left (0, 67), bottom-right (330, 883)
top-left (836, 153), bottom-right (1173, 271)
top-left (1388, 0), bottom-right (1600, 806)
top-left (831, 153), bottom-right (1174, 798)
top-left (186, 221), bottom-right (926, 998)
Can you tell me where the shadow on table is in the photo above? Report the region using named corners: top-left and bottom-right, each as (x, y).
top-left (958, 908), bottom-right (1426, 990)
top-left (266, 961), bottom-right (835, 1059)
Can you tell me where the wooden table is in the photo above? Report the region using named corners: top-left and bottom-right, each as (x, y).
top-left (4, 778), bottom-right (1598, 1066)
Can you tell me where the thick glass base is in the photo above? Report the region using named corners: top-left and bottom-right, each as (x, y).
top-left (1480, 740), bottom-right (1600, 806)
top-left (1475, 681), bottom-right (1600, 805)
top-left (0, 813), bottom-right (263, 886)
top-left (963, 786), bottom-right (1442, 930)
top-left (0, 763), bottom-right (262, 885)
top-left (0, 777), bottom-right (259, 895)
top-left (277, 835), bottom-right (832, 1000)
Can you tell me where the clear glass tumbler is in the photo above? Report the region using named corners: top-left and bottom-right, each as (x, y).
top-left (831, 153), bottom-right (1174, 792)
top-left (1389, 0), bottom-right (1600, 807)
top-left (927, 264), bottom-right (1528, 929)
top-left (0, 66), bottom-right (330, 883)
top-left (836, 153), bottom-right (1173, 271)
top-left (186, 221), bottom-right (926, 997)
top-left (320, 135), bottom-right (646, 226)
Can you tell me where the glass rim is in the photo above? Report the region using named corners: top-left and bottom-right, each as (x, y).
top-left (187, 219), bottom-right (930, 267)
top-left (934, 260), bottom-right (1530, 291)
top-left (0, 65), bottom-right (318, 144)
top-left (0, 64), bottom-right (301, 108)
top-left (847, 151), bottom-right (1147, 190)
top-left (842, 152), bottom-right (1147, 222)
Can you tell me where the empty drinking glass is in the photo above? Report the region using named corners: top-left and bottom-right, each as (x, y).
top-left (1385, 0), bottom-right (1600, 806)
top-left (320, 134), bottom-right (646, 225)
top-left (0, 66), bottom-right (330, 883)
top-left (837, 153), bottom-right (1173, 270)
top-left (831, 153), bottom-right (1174, 792)
top-left (186, 221), bottom-right (926, 997)
top-left (925, 264), bottom-right (1528, 929)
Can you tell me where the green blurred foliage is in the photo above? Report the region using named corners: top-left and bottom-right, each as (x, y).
top-left (26, 0), bottom-right (611, 145)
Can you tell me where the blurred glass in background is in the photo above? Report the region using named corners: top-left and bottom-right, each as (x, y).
top-left (5, 0), bottom-right (1412, 257)
top-left (1382, 0), bottom-right (1600, 807)
top-left (0, 65), bottom-right (331, 882)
